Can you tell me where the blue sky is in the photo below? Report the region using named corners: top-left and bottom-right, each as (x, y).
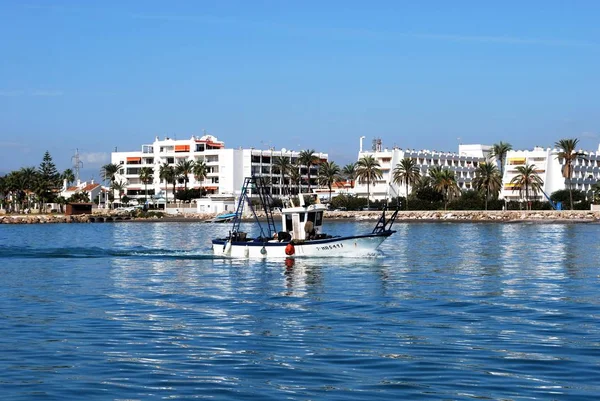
top-left (1, 0), bottom-right (599, 179)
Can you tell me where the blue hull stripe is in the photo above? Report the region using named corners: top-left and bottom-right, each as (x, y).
top-left (212, 231), bottom-right (395, 247)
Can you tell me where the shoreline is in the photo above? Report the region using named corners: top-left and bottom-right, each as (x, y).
top-left (2, 210), bottom-right (600, 224)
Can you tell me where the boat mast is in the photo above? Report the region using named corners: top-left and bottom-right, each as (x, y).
top-left (230, 176), bottom-right (278, 239)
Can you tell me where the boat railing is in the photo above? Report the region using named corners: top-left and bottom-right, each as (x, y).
top-left (371, 205), bottom-right (399, 234)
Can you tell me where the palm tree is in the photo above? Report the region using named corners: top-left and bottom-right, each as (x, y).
top-left (159, 162), bottom-right (176, 206)
top-left (19, 167), bottom-right (39, 211)
top-left (175, 159), bottom-right (195, 191)
top-left (555, 138), bottom-right (585, 210)
top-left (56, 195), bottom-right (67, 213)
top-left (591, 180), bottom-right (600, 204)
top-left (413, 175), bottom-right (433, 193)
top-left (139, 166), bottom-right (153, 204)
top-left (473, 162), bottom-right (502, 210)
top-left (355, 155), bottom-right (382, 208)
top-left (318, 161), bottom-right (341, 201)
top-left (0, 175), bottom-right (7, 210)
top-left (342, 163), bottom-right (357, 188)
top-left (490, 141), bottom-right (512, 177)
top-left (101, 163), bottom-right (121, 209)
top-left (61, 168), bottom-right (75, 188)
top-left (272, 156), bottom-right (292, 196)
top-left (392, 158), bottom-right (421, 210)
top-left (429, 166), bottom-right (459, 210)
top-left (112, 180), bottom-right (127, 207)
top-left (298, 149), bottom-right (319, 193)
top-left (288, 163), bottom-right (302, 195)
top-left (101, 163), bottom-right (120, 184)
top-left (192, 160), bottom-right (208, 192)
top-left (510, 164), bottom-right (544, 210)
top-left (5, 171), bottom-right (22, 211)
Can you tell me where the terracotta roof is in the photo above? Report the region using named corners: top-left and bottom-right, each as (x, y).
top-left (82, 183), bottom-right (100, 191)
top-left (66, 186), bottom-right (78, 191)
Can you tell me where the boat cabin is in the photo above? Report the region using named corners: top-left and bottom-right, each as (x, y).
top-left (279, 194), bottom-right (327, 241)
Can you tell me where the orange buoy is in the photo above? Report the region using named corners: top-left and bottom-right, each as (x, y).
top-left (285, 243), bottom-right (295, 256)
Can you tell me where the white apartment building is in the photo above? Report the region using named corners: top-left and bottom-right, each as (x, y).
top-left (354, 136), bottom-right (600, 204)
top-left (110, 134), bottom-right (328, 203)
top-left (501, 145), bottom-right (600, 203)
top-left (354, 137), bottom-right (492, 201)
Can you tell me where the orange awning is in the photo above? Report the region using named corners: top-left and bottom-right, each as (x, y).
top-left (175, 145), bottom-right (190, 152)
top-left (126, 157), bottom-right (141, 162)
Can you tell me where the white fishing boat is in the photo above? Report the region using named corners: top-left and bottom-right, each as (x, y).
top-left (212, 177), bottom-right (398, 258)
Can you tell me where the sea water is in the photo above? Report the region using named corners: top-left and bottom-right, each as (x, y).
top-left (0, 221), bottom-right (599, 400)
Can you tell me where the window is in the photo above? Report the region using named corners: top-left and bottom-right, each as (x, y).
top-left (316, 211), bottom-right (323, 226)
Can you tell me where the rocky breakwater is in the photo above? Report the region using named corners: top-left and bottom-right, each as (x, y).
top-left (326, 210), bottom-right (600, 223)
top-left (0, 214), bottom-right (94, 224)
top-left (0, 212), bottom-right (138, 224)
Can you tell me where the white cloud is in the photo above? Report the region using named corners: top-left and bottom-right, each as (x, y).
top-left (0, 90), bottom-right (25, 96)
top-left (80, 152), bottom-right (110, 166)
top-left (31, 90), bottom-right (64, 97)
top-left (131, 13), bottom-right (236, 24)
top-left (0, 141), bottom-right (23, 147)
top-left (0, 90), bottom-right (64, 97)
top-left (405, 33), bottom-right (595, 48)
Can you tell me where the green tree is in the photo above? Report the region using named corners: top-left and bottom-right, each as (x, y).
top-left (192, 159), bottom-right (208, 192)
top-left (55, 195), bottom-right (67, 213)
top-left (490, 141), bottom-right (512, 177)
top-left (15, 167), bottom-right (38, 211)
top-left (101, 163), bottom-right (121, 209)
top-left (0, 175), bottom-right (7, 210)
top-left (318, 161), bottom-right (341, 201)
top-left (550, 189), bottom-right (586, 210)
top-left (37, 151), bottom-right (60, 212)
top-left (510, 164), bottom-right (544, 210)
top-left (429, 166), bottom-right (460, 210)
top-left (139, 166), bottom-right (153, 204)
top-left (159, 162), bottom-right (176, 205)
top-left (68, 192), bottom-right (90, 203)
top-left (298, 149), bottom-right (319, 193)
top-left (473, 162), bottom-right (502, 210)
top-left (355, 155), bottom-right (382, 209)
top-left (101, 163), bottom-right (120, 183)
top-left (555, 138), bottom-right (585, 210)
top-left (288, 163), bottom-right (302, 195)
top-left (392, 158), bottom-right (421, 210)
top-left (112, 180), bottom-right (127, 206)
top-left (61, 168), bottom-right (75, 187)
top-left (175, 159), bottom-right (195, 191)
top-left (342, 163), bottom-right (357, 188)
top-left (591, 180), bottom-right (600, 204)
top-left (272, 156), bottom-right (292, 195)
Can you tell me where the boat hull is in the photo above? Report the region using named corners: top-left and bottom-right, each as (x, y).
top-left (212, 232), bottom-right (394, 258)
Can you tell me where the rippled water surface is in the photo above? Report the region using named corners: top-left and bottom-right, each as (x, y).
top-left (1, 221), bottom-right (599, 400)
